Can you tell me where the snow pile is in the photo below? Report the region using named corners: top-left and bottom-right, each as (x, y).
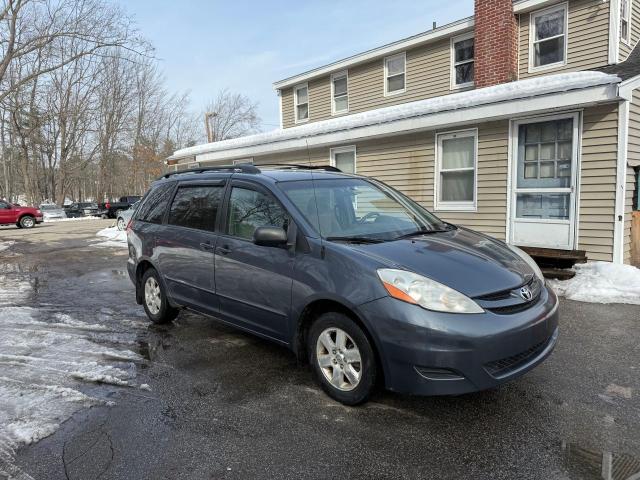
top-left (172, 71), bottom-right (621, 160)
top-left (0, 241), bottom-right (15, 253)
top-left (0, 276), bottom-right (145, 478)
top-left (92, 226), bottom-right (127, 248)
top-left (548, 262), bottom-right (640, 305)
top-left (45, 216), bottom-right (97, 223)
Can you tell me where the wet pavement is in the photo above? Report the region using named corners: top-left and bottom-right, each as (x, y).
top-left (1, 220), bottom-right (639, 479)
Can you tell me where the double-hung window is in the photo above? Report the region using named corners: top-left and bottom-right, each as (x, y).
top-left (330, 146), bottom-right (356, 174)
top-left (435, 130), bottom-right (477, 211)
top-left (529, 3), bottom-right (567, 71)
top-left (621, 0), bottom-right (632, 45)
top-left (331, 70), bottom-right (349, 115)
top-left (294, 83), bottom-right (309, 123)
top-left (451, 33), bottom-right (474, 89)
top-left (384, 52), bottom-right (406, 96)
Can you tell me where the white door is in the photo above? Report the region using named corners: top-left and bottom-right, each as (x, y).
top-left (510, 113), bottom-right (579, 250)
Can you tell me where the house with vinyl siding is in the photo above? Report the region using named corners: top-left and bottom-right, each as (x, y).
top-left (168, 0), bottom-right (640, 265)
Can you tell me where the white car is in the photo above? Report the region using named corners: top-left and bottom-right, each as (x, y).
top-left (39, 204), bottom-right (67, 221)
top-left (116, 201), bottom-right (139, 230)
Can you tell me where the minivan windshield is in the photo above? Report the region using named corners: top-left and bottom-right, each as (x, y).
top-left (279, 178), bottom-right (450, 242)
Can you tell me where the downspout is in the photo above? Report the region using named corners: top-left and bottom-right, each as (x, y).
top-left (613, 97), bottom-right (629, 264)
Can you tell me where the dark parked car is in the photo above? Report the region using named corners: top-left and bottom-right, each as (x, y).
top-left (101, 196), bottom-right (141, 219)
top-left (127, 164), bottom-right (558, 405)
top-left (64, 202), bottom-right (102, 218)
top-left (0, 201), bottom-right (43, 228)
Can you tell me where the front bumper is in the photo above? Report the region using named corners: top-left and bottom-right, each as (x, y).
top-left (357, 286), bottom-right (559, 396)
top-left (35, 215), bottom-right (43, 224)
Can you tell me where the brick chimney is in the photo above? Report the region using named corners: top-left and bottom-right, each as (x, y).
top-left (474, 0), bottom-right (519, 88)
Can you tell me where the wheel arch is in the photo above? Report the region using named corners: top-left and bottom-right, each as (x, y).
top-left (293, 297), bottom-right (386, 387)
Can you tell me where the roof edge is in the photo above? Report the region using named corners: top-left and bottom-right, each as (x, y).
top-left (272, 16), bottom-right (474, 91)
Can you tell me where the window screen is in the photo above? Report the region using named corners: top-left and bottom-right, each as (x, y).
top-left (227, 187), bottom-right (288, 240)
top-left (135, 182), bottom-right (174, 224)
top-left (168, 185), bottom-right (224, 231)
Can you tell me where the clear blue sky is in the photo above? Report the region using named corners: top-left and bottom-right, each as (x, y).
top-left (118, 0), bottom-right (474, 131)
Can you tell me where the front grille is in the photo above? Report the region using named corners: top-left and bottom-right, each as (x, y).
top-left (476, 277), bottom-right (542, 315)
top-left (484, 336), bottom-right (550, 378)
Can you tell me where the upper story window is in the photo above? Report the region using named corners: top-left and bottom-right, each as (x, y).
top-left (529, 3), bottom-right (568, 72)
top-left (331, 70), bottom-right (349, 115)
top-left (384, 52), bottom-right (406, 96)
top-left (451, 33), bottom-right (474, 89)
top-left (294, 83), bottom-right (309, 123)
top-left (621, 0), bottom-right (632, 45)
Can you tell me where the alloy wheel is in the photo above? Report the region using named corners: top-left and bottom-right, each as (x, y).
top-left (316, 327), bottom-right (362, 391)
top-left (144, 277), bottom-right (162, 315)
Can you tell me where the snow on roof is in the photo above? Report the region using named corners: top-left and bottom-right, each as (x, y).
top-left (172, 71), bottom-right (620, 161)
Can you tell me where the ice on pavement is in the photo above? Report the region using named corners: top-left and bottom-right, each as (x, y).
top-left (92, 226), bottom-right (127, 248)
top-left (0, 241), bottom-right (15, 253)
top-left (0, 277), bottom-right (145, 479)
top-left (548, 262), bottom-right (640, 305)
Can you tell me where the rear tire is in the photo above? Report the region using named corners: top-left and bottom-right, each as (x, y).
top-left (141, 268), bottom-right (178, 324)
top-left (19, 215), bottom-right (35, 228)
top-left (308, 312), bottom-right (377, 405)
top-left (117, 217), bottom-right (125, 231)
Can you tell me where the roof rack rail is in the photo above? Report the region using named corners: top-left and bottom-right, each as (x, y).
top-left (159, 163), bottom-right (260, 180)
top-left (257, 163), bottom-right (342, 173)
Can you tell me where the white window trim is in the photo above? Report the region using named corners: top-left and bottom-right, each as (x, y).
top-left (330, 145), bottom-right (357, 173)
top-left (383, 52), bottom-right (406, 97)
top-left (294, 83), bottom-right (309, 124)
top-left (621, 0), bottom-right (633, 45)
top-left (434, 129), bottom-right (478, 212)
top-left (528, 2), bottom-right (569, 74)
top-left (450, 32), bottom-right (475, 90)
top-left (331, 70), bottom-right (349, 116)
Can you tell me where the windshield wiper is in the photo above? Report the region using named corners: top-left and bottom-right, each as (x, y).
top-left (325, 236), bottom-right (384, 244)
top-left (393, 226), bottom-right (451, 240)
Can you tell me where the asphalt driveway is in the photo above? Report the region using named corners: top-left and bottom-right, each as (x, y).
top-left (1, 220), bottom-right (639, 480)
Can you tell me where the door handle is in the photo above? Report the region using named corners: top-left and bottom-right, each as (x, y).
top-left (217, 245), bottom-right (231, 255)
top-left (200, 242), bottom-right (215, 251)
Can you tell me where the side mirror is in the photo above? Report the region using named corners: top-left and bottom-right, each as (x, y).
top-left (253, 226), bottom-right (288, 247)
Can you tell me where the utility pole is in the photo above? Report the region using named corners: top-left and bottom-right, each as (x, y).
top-left (204, 112), bottom-right (217, 143)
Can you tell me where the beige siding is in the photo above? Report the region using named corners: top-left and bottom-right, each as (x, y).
top-left (619, 0), bottom-right (640, 60)
top-left (579, 103), bottom-right (618, 261)
top-left (280, 38), bottom-right (454, 129)
top-left (629, 90), bottom-right (640, 166)
top-left (518, 0), bottom-right (610, 79)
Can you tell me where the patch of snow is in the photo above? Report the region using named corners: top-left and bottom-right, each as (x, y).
top-left (92, 226), bottom-right (127, 248)
top-left (0, 241), bottom-right (15, 253)
top-left (45, 216), bottom-right (99, 223)
top-left (548, 262), bottom-right (640, 305)
top-left (0, 276), bottom-right (32, 306)
top-left (173, 71), bottom-right (621, 159)
top-left (0, 302), bottom-right (146, 477)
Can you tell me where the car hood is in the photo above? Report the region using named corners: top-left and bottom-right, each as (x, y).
top-left (346, 228), bottom-right (534, 298)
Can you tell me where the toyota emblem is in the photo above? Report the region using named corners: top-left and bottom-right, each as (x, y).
top-left (520, 286), bottom-right (533, 301)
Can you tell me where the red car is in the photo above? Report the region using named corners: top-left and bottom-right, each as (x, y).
top-left (0, 200), bottom-right (43, 228)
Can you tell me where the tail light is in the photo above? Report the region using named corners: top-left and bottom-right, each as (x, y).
top-left (126, 218), bottom-right (133, 232)
top-left (105, 202), bottom-right (111, 209)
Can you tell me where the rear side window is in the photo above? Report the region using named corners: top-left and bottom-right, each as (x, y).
top-left (135, 183), bottom-right (174, 224)
top-left (168, 185), bottom-right (224, 231)
top-left (227, 187), bottom-right (288, 240)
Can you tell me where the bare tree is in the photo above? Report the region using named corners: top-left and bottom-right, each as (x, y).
top-left (204, 89), bottom-right (260, 142)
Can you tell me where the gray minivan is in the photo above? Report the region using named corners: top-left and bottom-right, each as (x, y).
top-left (127, 164), bottom-right (558, 405)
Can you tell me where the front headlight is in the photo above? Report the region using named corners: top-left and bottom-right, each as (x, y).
top-left (507, 244), bottom-right (544, 281)
top-left (377, 268), bottom-right (484, 314)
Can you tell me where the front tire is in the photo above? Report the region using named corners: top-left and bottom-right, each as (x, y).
top-left (141, 268), bottom-right (178, 324)
top-left (117, 217), bottom-right (125, 231)
top-left (19, 215), bottom-right (35, 228)
top-left (308, 312), bottom-right (377, 405)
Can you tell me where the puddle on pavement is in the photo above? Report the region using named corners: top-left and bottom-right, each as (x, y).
top-left (562, 441), bottom-right (640, 479)
top-left (0, 262), bottom-right (41, 273)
